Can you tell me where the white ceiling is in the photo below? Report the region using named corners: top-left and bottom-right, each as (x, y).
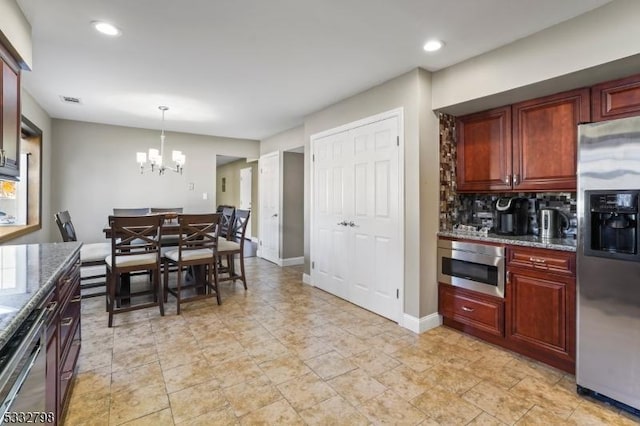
top-left (16, 0), bottom-right (612, 141)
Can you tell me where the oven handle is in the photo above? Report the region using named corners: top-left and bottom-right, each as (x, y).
top-left (0, 310), bottom-right (46, 408)
top-left (0, 340), bottom-right (43, 421)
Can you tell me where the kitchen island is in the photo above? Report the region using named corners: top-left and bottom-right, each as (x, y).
top-left (0, 242), bottom-right (82, 425)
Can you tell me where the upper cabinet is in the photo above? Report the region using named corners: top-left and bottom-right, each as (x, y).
top-left (456, 88), bottom-right (590, 193)
top-left (456, 106), bottom-right (512, 192)
top-left (0, 49), bottom-right (21, 179)
top-left (592, 73), bottom-right (640, 122)
top-left (512, 88), bottom-right (590, 192)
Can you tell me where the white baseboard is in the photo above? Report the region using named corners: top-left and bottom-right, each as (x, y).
top-left (302, 273), bottom-right (312, 285)
top-left (401, 312), bottom-right (442, 334)
top-left (281, 256), bottom-right (304, 266)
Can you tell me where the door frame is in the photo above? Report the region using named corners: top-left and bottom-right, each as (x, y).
top-left (258, 150), bottom-right (282, 264)
top-left (309, 107), bottom-right (405, 323)
top-left (239, 166), bottom-right (253, 238)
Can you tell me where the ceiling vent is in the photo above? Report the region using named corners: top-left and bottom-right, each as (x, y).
top-left (59, 95), bottom-right (82, 105)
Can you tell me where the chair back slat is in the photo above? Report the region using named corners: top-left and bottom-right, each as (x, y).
top-left (219, 207), bottom-right (235, 239)
top-left (54, 210), bottom-right (78, 242)
top-left (177, 213), bottom-right (221, 260)
top-left (229, 209), bottom-right (250, 243)
top-left (108, 215), bottom-right (163, 258)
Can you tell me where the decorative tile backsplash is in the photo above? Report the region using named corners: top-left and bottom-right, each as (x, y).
top-left (438, 113), bottom-right (577, 237)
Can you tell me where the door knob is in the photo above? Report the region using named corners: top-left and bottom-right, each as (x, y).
top-left (337, 221), bottom-right (347, 226)
top-left (272, 213), bottom-right (278, 218)
top-left (348, 221), bottom-right (358, 227)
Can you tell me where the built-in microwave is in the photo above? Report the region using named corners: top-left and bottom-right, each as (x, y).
top-left (437, 239), bottom-right (505, 298)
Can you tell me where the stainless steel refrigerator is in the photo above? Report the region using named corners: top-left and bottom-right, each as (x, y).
top-left (577, 115), bottom-right (640, 414)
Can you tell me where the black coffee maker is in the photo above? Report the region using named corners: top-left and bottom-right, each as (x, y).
top-left (494, 197), bottom-right (529, 235)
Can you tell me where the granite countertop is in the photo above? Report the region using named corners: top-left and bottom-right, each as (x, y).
top-left (438, 230), bottom-right (577, 252)
top-left (0, 242), bottom-right (82, 349)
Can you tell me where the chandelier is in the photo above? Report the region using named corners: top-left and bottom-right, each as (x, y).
top-left (136, 106), bottom-right (185, 175)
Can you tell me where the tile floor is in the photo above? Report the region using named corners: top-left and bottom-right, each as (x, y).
top-left (66, 258), bottom-right (640, 425)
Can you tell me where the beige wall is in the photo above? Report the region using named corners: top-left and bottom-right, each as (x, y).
top-left (0, 0), bottom-right (32, 69)
top-left (304, 68), bottom-right (440, 319)
top-left (260, 126), bottom-right (304, 155)
top-left (282, 152), bottom-right (303, 259)
top-left (51, 119), bottom-right (259, 244)
top-left (215, 158), bottom-right (259, 237)
top-left (9, 90), bottom-right (52, 244)
top-left (432, 0), bottom-right (640, 115)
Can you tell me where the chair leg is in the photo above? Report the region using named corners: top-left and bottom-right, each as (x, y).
top-left (176, 265), bottom-right (182, 315)
top-left (163, 260), bottom-right (169, 303)
top-left (213, 261), bottom-right (221, 305)
top-left (239, 251), bottom-right (247, 290)
top-left (107, 270), bottom-right (116, 328)
top-left (156, 266), bottom-right (164, 317)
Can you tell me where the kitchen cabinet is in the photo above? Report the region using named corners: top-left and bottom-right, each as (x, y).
top-left (592, 72), bottom-right (640, 122)
top-left (505, 246), bottom-right (576, 373)
top-left (0, 49), bottom-right (21, 179)
top-left (512, 88), bottom-right (589, 192)
top-left (45, 252), bottom-right (81, 425)
top-left (456, 88), bottom-right (589, 193)
top-left (456, 106), bottom-right (512, 192)
top-left (439, 283), bottom-right (505, 339)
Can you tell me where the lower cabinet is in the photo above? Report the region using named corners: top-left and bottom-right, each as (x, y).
top-left (45, 252), bottom-right (81, 425)
top-left (438, 244), bottom-right (576, 374)
top-left (505, 246), bottom-right (576, 373)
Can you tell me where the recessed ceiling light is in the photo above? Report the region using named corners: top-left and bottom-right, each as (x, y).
top-left (92, 21), bottom-right (121, 36)
top-left (423, 39), bottom-right (444, 52)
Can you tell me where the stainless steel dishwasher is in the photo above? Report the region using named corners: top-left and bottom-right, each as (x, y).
top-left (0, 308), bottom-right (48, 424)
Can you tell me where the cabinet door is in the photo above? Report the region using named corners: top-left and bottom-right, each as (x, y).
top-left (456, 106), bottom-right (512, 192)
top-left (506, 268), bottom-right (575, 373)
top-left (592, 73), bottom-right (640, 122)
top-left (1, 58), bottom-right (20, 175)
top-left (46, 319), bottom-right (58, 425)
top-left (512, 88), bottom-right (589, 192)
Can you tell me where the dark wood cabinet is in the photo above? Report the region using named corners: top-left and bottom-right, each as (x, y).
top-left (592, 73), bottom-right (640, 122)
top-left (456, 89), bottom-right (589, 193)
top-left (44, 252), bottom-right (81, 425)
top-left (512, 88), bottom-right (590, 192)
top-left (505, 246), bottom-right (576, 373)
top-left (456, 106), bottom-right (512, 192)
top-left (0, 52), bottom-right (20, 179)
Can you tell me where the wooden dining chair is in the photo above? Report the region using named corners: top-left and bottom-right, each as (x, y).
top-left (216, 209), bottom-right (250, 290)
top-left (105, 214), bottom-right (165, 327)
top-left (54, 210), bottom-right (110, 298)
top-left (163, 213), bottom-right (222, 314)
top-left (150, 207), bottom-right (184, 246)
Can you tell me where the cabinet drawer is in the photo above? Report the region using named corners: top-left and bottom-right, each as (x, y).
top-left (58, 256), bottom-right (80, 303)
top-left (59, 283), bottom-right (81, 357)
top-left (507, 246), bottom-right (575, 276)
top-left (439, 284), bottom-right (504, 337)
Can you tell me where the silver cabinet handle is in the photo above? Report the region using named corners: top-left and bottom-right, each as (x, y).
top-left (504, 175), bottom-right (510, 185)
top-left (61, 317), bottom-right (74, 327)
top-left (513, 174), bottom-right (520, 186)
top-left (461, 306), bottom-right (474, 312)
top-left (529, 257), bottom-right (546, 263)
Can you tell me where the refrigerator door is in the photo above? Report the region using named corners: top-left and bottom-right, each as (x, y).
top-left (577, 116), bottom-right (640, 411)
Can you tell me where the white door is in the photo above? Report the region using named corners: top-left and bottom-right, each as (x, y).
top-left (313, 131), bottom-right (352, 300)
top-left (240, 166), bottom-right (252, 238)
top-left (312, 113), bottom-right (402, 322)
top-left (259, 152), bottom-right (280, 264)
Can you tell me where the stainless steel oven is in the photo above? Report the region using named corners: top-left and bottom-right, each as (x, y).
top-left (0, 309), bottom-right (47, 425)
top-left (437, 239), bottom-right (505, 298)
